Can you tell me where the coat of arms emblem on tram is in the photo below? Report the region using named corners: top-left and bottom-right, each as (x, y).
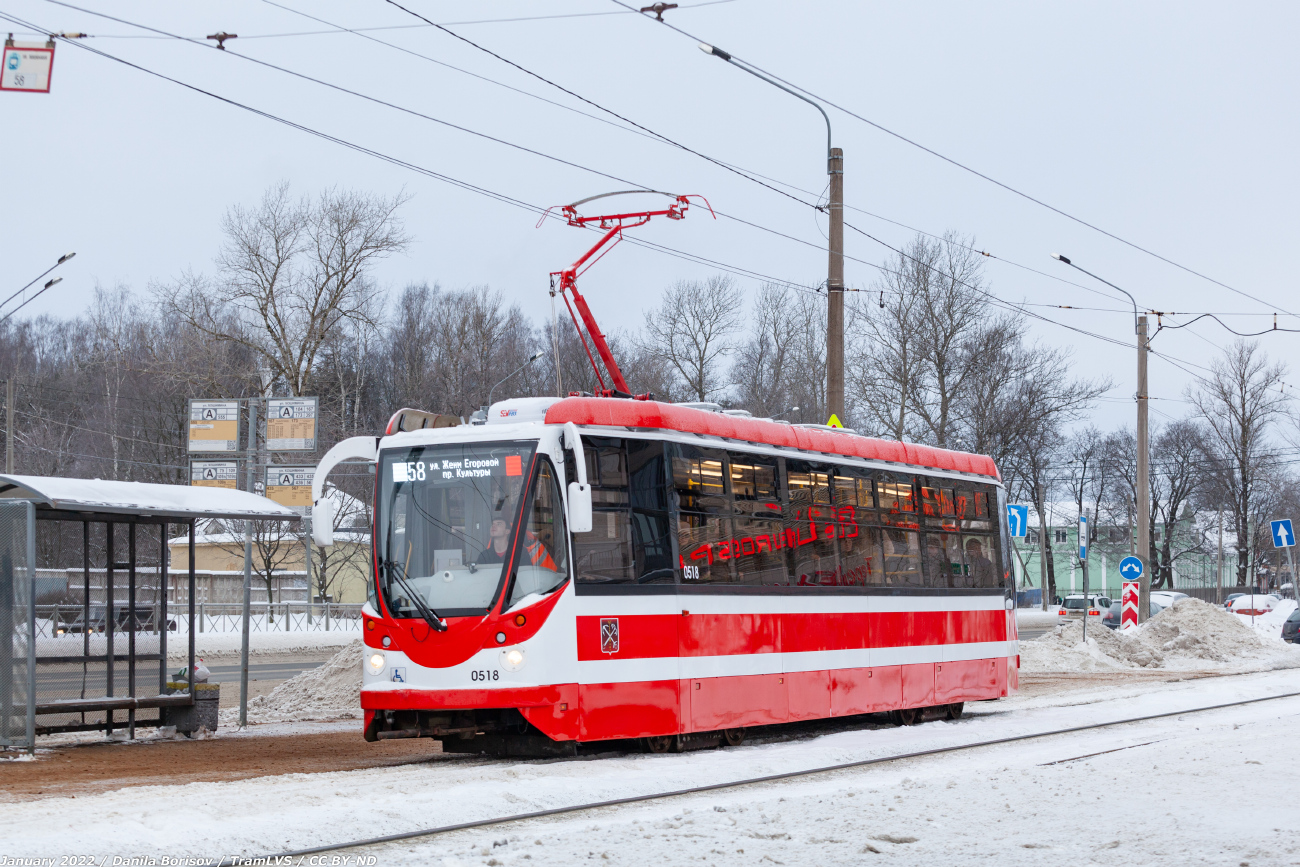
top-left (600, 618), bottom-right (619, 654)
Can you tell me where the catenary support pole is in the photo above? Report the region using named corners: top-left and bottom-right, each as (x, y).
top-left (1038, 483), bottom-right (1049, 612)
top-left (1217, 507), bottom-right (1224, 606)
top-left (827, 147), bottom-right (845, 422)
top-left (4, 378), bottom-right (12, 473)
top-left (1136, 315), bottom-right (1151, 622)
top-left (239, 399), bottom-right (257, 729)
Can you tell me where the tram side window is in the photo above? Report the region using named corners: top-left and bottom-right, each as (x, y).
top-left (787, 459), bottom-right (838, 586)
top-left (573, 509), bottom-right (634, 584)
top-left (670, 443), bottom-right (729, 514)
top-left (679, 511), bottom-right (733, 583)
top-left (878, 474), bottom-right (919, 528)
top-left (628, 438), bottom-right (670, 511)
top-left (963, 534), bottom-right (1000, 588)
top-left (882, 528), bottom-right (923, 587)
top-left (922, 531), bottom-right (965, 588)
top-left (570, 437), bottom-right (633, 584)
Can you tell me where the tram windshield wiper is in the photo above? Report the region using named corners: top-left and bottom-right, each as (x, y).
top-left (382, 558), bottom-right (448, 633)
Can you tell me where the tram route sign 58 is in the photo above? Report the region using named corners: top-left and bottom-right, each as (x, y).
top-left (2, 41), bottom-right (54, 93)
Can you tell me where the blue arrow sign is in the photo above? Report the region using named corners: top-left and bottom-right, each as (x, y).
top-left (1119, 555), bottom-right (1144, 579)
top-left (1271, 519), bottom-right (1294, 549)
top-left (1006, 504), bottom-right (1029, 539)
top-left (1079, 515), bottom-right (1088, 561)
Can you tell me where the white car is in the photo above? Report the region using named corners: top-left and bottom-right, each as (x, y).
top-left (1230, 594), bottom-right (1277, 617)
top-left (1150, 590), bottom-right (1189, 608)
top-left (1057, 594), bottom-right (1111, 623)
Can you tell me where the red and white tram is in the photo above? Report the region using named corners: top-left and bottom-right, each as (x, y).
top-left (311, 397), bottom-right (1019, 755)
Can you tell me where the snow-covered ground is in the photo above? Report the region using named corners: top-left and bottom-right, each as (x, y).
top-left (3, 669), bottom-right (1298, 864)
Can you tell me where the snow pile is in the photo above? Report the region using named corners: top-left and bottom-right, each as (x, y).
top-left (223, 640), bottom-right (363, 724)
top-left (1021, 597), bottom-right (1300, 673)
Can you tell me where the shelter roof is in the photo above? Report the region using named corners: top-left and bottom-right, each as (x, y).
top-left (0, 474), bottom-right (299, 521)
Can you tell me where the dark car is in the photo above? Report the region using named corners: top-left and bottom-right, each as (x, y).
top-left (57, 604), bottom-right (176, 635)
top-left (1284, 609), bottom-right (1300, 644)
top-left (1102, 600), bottom-right (1163, 629)
top-left (1223, 592), bottom-right (1247, 610)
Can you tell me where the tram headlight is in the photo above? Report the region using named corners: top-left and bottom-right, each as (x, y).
top-left (366, 652), bottom-right (386, 676)
top-left (501, 648), bottom-right (525, 671)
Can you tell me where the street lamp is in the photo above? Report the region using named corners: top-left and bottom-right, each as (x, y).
top-left (0, 252), bottom-right (75, 325)
top-left (1051, 252), bottom-right (1150, 622)
top-left (697, 43), bottom-right (845, 424)
top-left (771, 405), bottom-right (800, 420)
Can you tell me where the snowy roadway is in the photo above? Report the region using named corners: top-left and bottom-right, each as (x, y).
top-left (4, 670), bottom-right (1299, 865)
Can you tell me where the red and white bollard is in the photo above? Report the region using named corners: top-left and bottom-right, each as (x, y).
top-left (1121, 579), bottom-right (1140, 631)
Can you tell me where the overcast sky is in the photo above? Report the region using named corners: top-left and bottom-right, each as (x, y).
top-left (4, 0), bottom-right (1299, 433)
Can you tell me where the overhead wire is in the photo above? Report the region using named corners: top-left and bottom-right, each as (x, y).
top-left (613, 0), bottom-right (1300, 319)
top-left (9, 7), bottom-right (1276, 398)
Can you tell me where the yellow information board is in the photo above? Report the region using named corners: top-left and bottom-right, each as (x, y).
top-left (265, 466), bottom-right (313, 514)
top-left (189, 400), bottom-right (240, 452)
top-left (267, 397), bottom-right (318, 451)
top-left (190, 461), bottom-right (238, 489)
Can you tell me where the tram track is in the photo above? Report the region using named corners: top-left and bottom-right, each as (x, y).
top-left (233, 687), bottom-right (1300, 863)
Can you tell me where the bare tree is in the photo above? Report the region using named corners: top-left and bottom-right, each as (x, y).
top-left (730, 284), bottom-right (825, 420)
top-left (158, 182), bottom-right (409, 397)
top-left (1188, 340), bottom-right (1289, 586)
top-left (638, 275), bottom-right (743, 403)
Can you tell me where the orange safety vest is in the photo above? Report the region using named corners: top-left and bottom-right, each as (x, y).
top-left (524, 532), bottom-right (557, 571)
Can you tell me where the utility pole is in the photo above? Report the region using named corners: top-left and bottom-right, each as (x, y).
top-left (1136, 314), bottom-right (1151, 622)
top-left (827, 147), bottom-right (845, 421)
top-left (4, 378), bottom-right (12, 473)
top-left (696, 43), bottom-right (842, 421)
top-left (1217, 506), bottom-right (1224, 606)
top-left (1040, 480), bottom-right (1050, 616)
top-left (238, 398), bottom-right (257, 729)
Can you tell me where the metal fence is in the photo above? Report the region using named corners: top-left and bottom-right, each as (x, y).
top-left (0, 502), bottom-right (34, 753)
top-left (32, 601), bottom-right (362, 638)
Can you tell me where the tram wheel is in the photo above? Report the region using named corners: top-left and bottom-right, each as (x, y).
top-left (892, 707), bottom-right (922, 726)
top-left (723, 728), bottom-right (746, 747)
top-left (945, 703), bottom-right (965, 721)
top-left (645, 735), bottom-right (676, 754)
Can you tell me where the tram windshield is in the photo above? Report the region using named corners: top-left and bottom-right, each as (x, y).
top-left (376, 441), bottom-right (538, 616)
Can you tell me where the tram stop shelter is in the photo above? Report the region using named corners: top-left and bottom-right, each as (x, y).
top-left (0, 475), bottom-right (298, 753)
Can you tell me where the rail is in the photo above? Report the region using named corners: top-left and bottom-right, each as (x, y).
top-left (233, 688), bottom-right (1300, 863)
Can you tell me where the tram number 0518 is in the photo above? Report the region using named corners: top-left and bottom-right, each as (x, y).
top-left (470, 670), bottom-right (500, 682)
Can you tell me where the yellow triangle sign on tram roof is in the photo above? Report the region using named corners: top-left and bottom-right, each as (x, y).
top-left (826, 414), bottom-right (844, 429)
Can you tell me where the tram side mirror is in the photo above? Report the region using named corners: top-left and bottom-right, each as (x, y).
top-left (311, 498), bottom-right (335, 547)
top-left (567, 482), bottom-right (592, 534)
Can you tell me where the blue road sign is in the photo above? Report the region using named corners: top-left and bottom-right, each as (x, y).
top-left (1271, 519), bottom-right (1295, 549)
top-left (1006, 504), bottom-right (1029, 538)
top-left (1119, 556), bottom-right (1144, 580)
top-left (1079, 515), bottom-right (1088, 561)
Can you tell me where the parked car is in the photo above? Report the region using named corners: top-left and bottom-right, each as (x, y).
top-left (1229, 595), bottom-right (1277, 617)
top-left (1223, 592), bottom-right (1247, 610)
top-left (1283, 609), bottom-right (1300, 644)
top-left (1102, 600), bottom-right (1163, 629)
top-left (1150, 590), bottom-right (1189, 606)
top-left (56, 604), bottom-right (177, 634)
top-left (1058, 594), bottom-right (1112, 622)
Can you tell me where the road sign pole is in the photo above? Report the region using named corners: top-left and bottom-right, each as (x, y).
top-left (239, 398), bottom-right (256, 730)
top-left (1079, 514), bottom-right (1089, 643)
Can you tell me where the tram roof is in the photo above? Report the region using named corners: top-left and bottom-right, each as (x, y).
top-left (543, 398), bottom-right (1001, 481)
